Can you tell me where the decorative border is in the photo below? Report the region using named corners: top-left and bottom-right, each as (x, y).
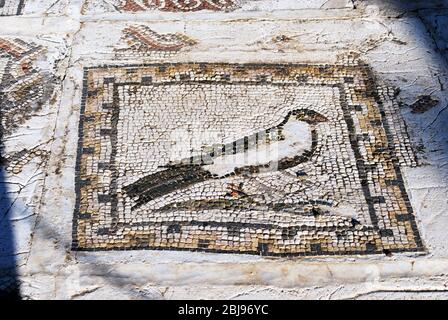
top-left (119, 0), bottom-right (240, 12)
top-left (73, 62), bottom-right (423, 256)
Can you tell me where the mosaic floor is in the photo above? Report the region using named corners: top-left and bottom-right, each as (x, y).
top-left (73, 61), bottom-right (423, 256)
top-left (3, 0), bottom-right (448, 300)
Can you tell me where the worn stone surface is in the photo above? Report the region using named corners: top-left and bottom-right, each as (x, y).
top-left (1, 0), bottom-right (448, 299)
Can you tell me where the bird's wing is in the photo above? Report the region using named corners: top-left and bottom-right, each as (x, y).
top-left (123, 164), bottom-right (212, 209)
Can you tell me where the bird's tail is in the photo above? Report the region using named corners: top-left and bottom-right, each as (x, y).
top-left (123, 164), bottom-right (212, 209)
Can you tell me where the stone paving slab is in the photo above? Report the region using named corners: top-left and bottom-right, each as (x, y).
top-left (0, 0), bottom-right (448, 299)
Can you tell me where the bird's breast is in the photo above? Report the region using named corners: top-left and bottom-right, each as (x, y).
top-left (203, 119), bottom-right (312, 176)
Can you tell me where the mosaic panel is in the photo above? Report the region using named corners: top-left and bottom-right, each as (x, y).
top-left (0, 38), bottom-right (54, 136)
top-left (0, 0), bottom-right (25, 16)
top-left (115, 25), bottom-right (197, 59)
top-left (115, 0), bottom-right (242, 12)
top-left (73, 61), bottom-right (423, 256)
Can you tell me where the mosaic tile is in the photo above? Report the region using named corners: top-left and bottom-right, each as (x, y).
top-left (2, 147), bottom-right (49, 174)
top-left (410, 95), bottom-right (439, 114)
top-left (73, 60), bottom-right (423, 256)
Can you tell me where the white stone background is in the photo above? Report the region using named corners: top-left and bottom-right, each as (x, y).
top-left (0, 0), bottom-right (447, 299)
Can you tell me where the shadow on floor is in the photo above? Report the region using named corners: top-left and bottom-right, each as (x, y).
top-left (0, 128), bottom-right (20, 300)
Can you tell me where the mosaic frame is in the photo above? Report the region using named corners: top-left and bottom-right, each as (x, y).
top-left (73, 62), bottom-right (424, 256)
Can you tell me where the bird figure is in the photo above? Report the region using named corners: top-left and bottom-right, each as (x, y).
top-left (123, 109), bottom-right (327, 209)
